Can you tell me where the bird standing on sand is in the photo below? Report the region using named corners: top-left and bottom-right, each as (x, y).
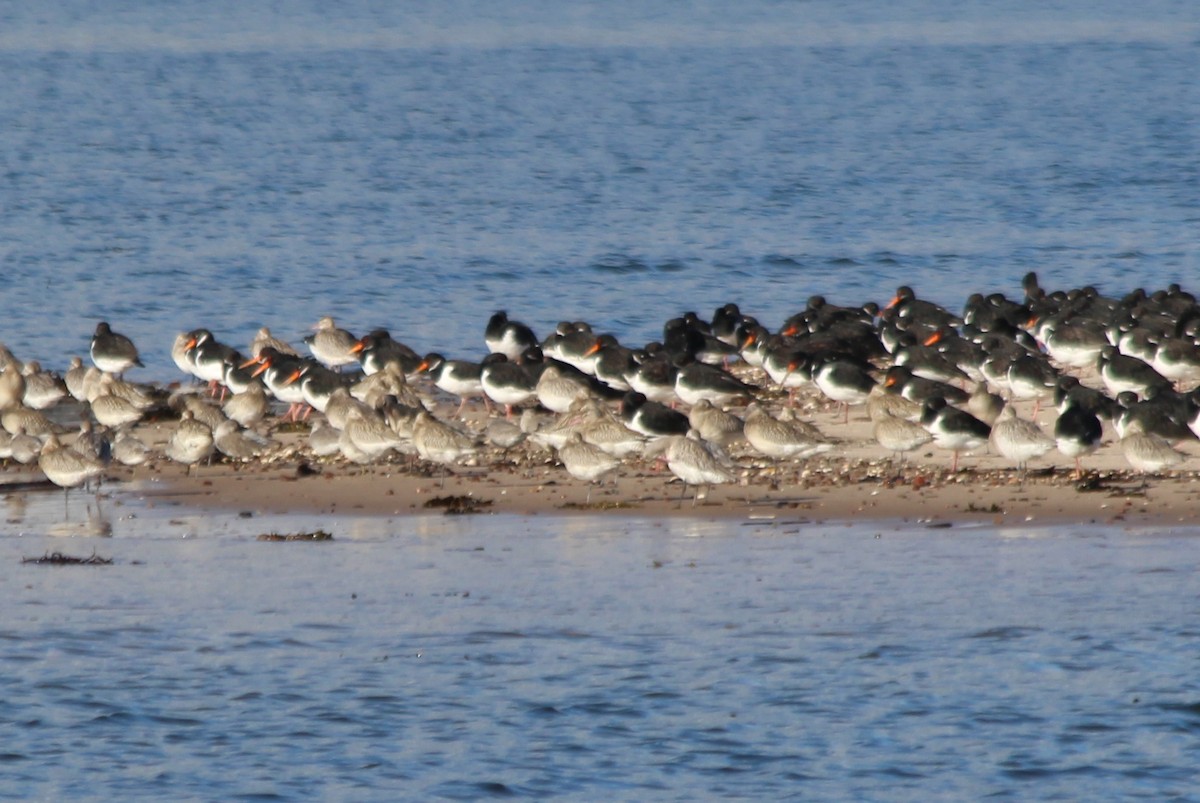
top-left (417, 353), bottom-right (489, 416)
top-left (866, 384), bottom-right (924, 423)
top-left (687, 399), bottom-right (744, 447)
top-left (556, 432), bottom-right (619, 504)
top-left (166, 410), bottom-right (214, 474)
top-left (535, 364), bottom-right (592, 414)
top-left (90, 322), bottom-right (143, 376)
top-left (743, 403), bottom-right (832, 462)
top-left (89, 379), bottom-right (146, 429)
top-left (413, 411), bottom-right (478, 484)
top-left (921, 397), bottom-right (991, 472)
top-left (342, 407), bottom-right (406, 462)
top-left (213, 420), bottom-right (275, 461)
top-left (872, 411), bottom-right (932, 463)
top-left (812, 358), bottom-right (876, 423)
top-left (661, 432), bottom-right (736, 507)
top-left (1055, 402), bottom-right (1103, 479)
top-left (112, 431), bottom-right (151, 467)
top-left (1119, 419), bottom-right (1185, 485)
top-left (674, 361), bottom-right (754, 408)
top-left (223, 381), bottom-right (269, 427)
top-left (480, 354), bottom-right (536, 418)
top-left (989, 405), bottom-right (1055, 477)
top-left (621, 391), bottom-right (690, 439)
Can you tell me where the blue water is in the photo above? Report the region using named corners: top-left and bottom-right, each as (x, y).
top-left (1, 1), bottom-right (1197, 380)
top-left (3, 2), bottom-right (1200, 797)
top-left (2, 494), bottom-right (1200, 799)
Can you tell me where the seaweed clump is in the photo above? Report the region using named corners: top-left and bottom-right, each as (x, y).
top-left (23, 551), bottom-right (113, 566)
top-left (257, 529), bottom-right (334, 542)
top-left (423, 495), bottom-right (492, 515)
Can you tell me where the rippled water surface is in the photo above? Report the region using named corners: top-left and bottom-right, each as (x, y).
top-left (2, 494), bottom-right (1199, 799)
top-left (3, 2), bottom-right (1200, 797)
top-left (1, 1), bottom-right (1197, 379)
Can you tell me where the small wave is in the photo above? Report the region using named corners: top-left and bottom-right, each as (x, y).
top-left (858, 644), bottom-right (916, 660)
top-left (428, 780), bottom-right (517, 799)
top-left (523, 703), bottom-right (562, 717)
top-left (967, 625), bottom-right (1042, 640)
top-left (1156, 701), bottom-right (1200, 717)
top-left (464, 629), bottom-right (526, 642)
top-left (751, 654), bottom-right (809, 666)
top-left (974, 708), bottom-right (1044, 725)
top-left (591, 254), bottom-right (649, 275)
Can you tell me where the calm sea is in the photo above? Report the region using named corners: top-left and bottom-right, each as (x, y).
top-left (1, 1), bottom-right (1199, 798)
top-left (3, 496), bottom-right (1200, 799)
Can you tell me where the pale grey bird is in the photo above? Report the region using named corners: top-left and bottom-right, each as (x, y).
top-left (967, 383), bottom-right (1005, 426)
top-left (662, 431), bottom-right (736, 506)
top-left (486, 417), bottom-right (527, 450)
top-left (249, 326), bottom-right (300, 359)
top-left (172, 392), bottom-right (227, 432)
top-left (872, 411), bottom-right (932, 463)
top-left (743, 403), bottom-right (833, 461)
top-left (305, 316), bottom-right (358, 370)
top-left (9, 428), bottom-right (43, 464)
top-left (39, 432), bottom-right (104, 498)
top-left (1120, 419), bottom-right (1185, 485)
top-left (2, 406), bottom-right (54, 437)
top-left (413, 411), bottom-right (478, 484)
top-left (580, 415), bottom-right (646, 458)
top-left (989, 405), bottom-right (1054, 476)
top-left (166, 410), bottom-right (214, 473)
top-left (223, 381), bottom-right (269, 428)
top-left (535, 364), bottom-right (592, 415)
top-left (556, 432), bottom-right (620, 504)
top-left (64, 356), bottom-right (91, 402)
top-left (20, 361), bottom-right (66, 410)
top-left (324, 387), bottom-right (374, 431)
top-left (866, 384), bottom-right (924, 423)
top-left (90, 386), bottom-right (145, 429)
top-left (112, 431), bottom-right (152, 467)
top-left (688, 399), bottom-right (744, 447)
top-left (0, 364), bottom-right (26, 411)
top-left (308, 419), bottom-right (343, 458)
top-left (214, 420), bottom-right (275, 461)
top-left (343, 406), bottom-right (406, 462)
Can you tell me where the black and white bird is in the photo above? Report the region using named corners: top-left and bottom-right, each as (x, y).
top-left (485, 311), bottom-right (539, 362)
top-left (479, 353), bottom-right (536, 418)
top-left (921, 397), bottom-right (991, 472)
top-left (621, 391), bottom-right (690, 439)
top-left (1054, 402), bottom-right (1103, 478)
top-left (90, 322), bottom-right (143, 376)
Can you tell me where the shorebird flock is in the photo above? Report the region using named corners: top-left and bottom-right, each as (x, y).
top-left (5, 272), bottom-right (1200, 505)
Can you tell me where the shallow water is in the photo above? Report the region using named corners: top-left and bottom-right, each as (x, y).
top-left (1, 1), bottom-right (1197, 379)
top-left (2, 487), bottom-right (1199, 799)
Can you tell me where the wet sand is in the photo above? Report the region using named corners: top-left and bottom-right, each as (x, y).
top-left (15, 386), bottom-right (1196, 529)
